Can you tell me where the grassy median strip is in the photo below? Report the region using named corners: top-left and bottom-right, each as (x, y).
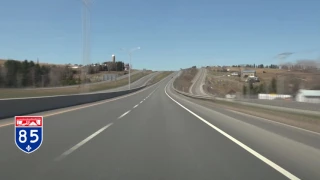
top-left (148, 71), bottom-right (173, 85)
top-left (0, 72), bottom-right (151, 99)
top-left (190, 97), bottom-right (320, 133)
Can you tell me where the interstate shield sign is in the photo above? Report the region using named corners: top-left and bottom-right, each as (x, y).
top-left (15, 116), bottom-right (43, 154)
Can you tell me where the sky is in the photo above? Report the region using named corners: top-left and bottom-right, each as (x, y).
top-left (0, 0), bottom-right (320, 71)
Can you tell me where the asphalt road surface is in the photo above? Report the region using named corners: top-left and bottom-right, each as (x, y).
top-left (189, 68), bottom-right (207, 96)
top-left (94, 71), bottom-right (160, 93)
top-left (0, 72), bottom-right (319, 180)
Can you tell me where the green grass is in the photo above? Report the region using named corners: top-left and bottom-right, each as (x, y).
top-left (0, 72), bottom-right (152, 99)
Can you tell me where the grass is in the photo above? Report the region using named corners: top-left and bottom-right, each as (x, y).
top-left (0, 72), bottom-right (151, 99)
top-left (205, 66), bottom-right (320, 96)
top-left (173, 68), bottom-right (198, 92)
top-left (148, 71), bottom-right (173, 85)
top-left (190, 97), bottom-right (320, 133)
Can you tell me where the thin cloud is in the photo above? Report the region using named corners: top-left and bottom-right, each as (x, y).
top-left (275, 52), bottom-right (294, 60)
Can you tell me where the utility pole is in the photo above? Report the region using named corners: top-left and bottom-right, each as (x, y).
top-left (120, 47), bottom-right (141, 90)
top-left (81, 0), bottom-right (93, 91)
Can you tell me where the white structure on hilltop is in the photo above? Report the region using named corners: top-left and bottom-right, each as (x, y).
top-left (112, 54), bottom-right (115, 63)
top-left (295, 89), bottom-right (320, 103)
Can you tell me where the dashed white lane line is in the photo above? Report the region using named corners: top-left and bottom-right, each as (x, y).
top-left (164, 82), bottom-right (300, 180)
top-left (140, 101), bottom-right (143, 103)
top-left (54, 122), bottom-right (113, 161)
top-left (118, 110), bottom-right (131, 119)
top-left (133, 104), bottom-right (139, 108)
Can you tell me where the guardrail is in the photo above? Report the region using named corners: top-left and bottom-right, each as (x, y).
top-left (0, 85), bottom-right (146, 119)
top-left (172, 85), bottom-right (320, 116)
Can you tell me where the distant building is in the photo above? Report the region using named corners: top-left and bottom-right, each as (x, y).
top-left (295, 89), bottom-right (320, 103)
top-left (231, 72), bottom-right (239, 76)
top-left (241, 70), bottom-right (256, 77)
top-left (124, 63), bottom-right (130, 71)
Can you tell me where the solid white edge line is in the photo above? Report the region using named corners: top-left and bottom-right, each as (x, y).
top-left (227, 109), bottom-right (320, 136)
top-left (164, 81), bottom-right (300, 180)
top-left (118, 110), bottom-right (131, 119)
top-left (54, 122), bottom-right (113, 161)
top-left (133, 104), bottom-right (139, 109)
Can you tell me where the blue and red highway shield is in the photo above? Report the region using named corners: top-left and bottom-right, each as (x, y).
top-left (15, 116), bottom-right (43, 154)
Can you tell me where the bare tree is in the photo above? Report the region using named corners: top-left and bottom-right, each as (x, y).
top-left (49, 67), bottom-right (62, 86)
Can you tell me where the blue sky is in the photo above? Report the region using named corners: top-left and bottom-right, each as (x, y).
top-left (0, 0), bottom-right (320, 70)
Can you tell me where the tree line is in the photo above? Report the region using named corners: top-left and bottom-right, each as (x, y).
top-left (0, 60), bottom-right (81, 88)
top-left (231, 64), bottom-right (279, 69)
top-left (0, 60), bottom-right (128, 88)
top-left (243, 77), bottom-right (277, 96)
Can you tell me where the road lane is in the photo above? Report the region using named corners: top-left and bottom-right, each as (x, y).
top-left (0, 75), bottom-right (169, 180)
top-left (189, 68), bottom-right (201, 94)
top-left (90, 71), bottom-right (160, 93)
top-left (190, 68), bottom-right (207, 96)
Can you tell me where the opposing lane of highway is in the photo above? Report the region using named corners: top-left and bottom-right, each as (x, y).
top-left (0, 72), bottom-right (319, 179)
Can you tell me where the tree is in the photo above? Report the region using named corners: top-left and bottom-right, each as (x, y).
top-left (243, 85), bottom-right (247, 95)
top-left (4, 60), bottom-right (21, 87)
top-left (269, 77), bottom-right (277, 93)
top-left (0, 66), bottom-right (4, 87)
top-left (116, 61), bottom-right (124, 71)
top-left (258, 83), bottom-right (266, 93)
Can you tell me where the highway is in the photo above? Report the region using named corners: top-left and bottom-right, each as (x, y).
top-left (189, 68), bottom-right (207, 96)
top-left (0, 72), bottom-right (320, 180)
top-left (93, 71), bottom-right (160, 93)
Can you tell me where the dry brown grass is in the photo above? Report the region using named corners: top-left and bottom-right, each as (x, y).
top-left (190, 98), bottom-right (320, 133)
top-left (205, 66), bottom-right (320, 96)
top-left (174, 68), bottom-right (198, 92)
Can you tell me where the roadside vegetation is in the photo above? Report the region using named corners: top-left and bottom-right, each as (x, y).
top-left (0, 59), bottom-right (130, 88)
top-left (147, 71), bottom-right (173, 85)
top-left (173, 67), bottom-right (198, 93)
top-left (205, 64), bottom-right (320, 98)
top-left (185, 96), bottom-right (320, 133)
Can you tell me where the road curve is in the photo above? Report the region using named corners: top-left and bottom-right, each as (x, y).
top-left (0, 72), bottom-right (319, 179)
top-left (190, 68), bottom-right (207, 96)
